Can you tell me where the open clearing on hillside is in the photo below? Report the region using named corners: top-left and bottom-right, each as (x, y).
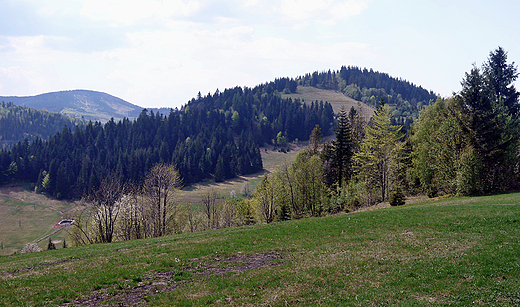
top-left (178, 142), bottom-right (305, 201)
top-left (282, 86), bottom-right (375, 116)
top-left (2, 193), bottom-right (520, 306)
top-left (0, 186), bottom-right (75, 255)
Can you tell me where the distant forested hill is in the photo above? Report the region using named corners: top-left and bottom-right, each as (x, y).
top-left (0, 79), bottom-right (333, 199)
top-left (0, 102), bottom-right (86, 149)
top-left (298, 66), bottom-right (438, 128)
top-left (0, 90), bottom-right (142, 122)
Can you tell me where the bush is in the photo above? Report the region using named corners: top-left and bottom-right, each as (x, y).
top-left (47, 238), bottom-right (56, 250)
top-left (389, 187), bottom-right (405, 206)
top-left (21, 243), bottom-right (41, 253)
top-left (327, 181), bottom-right (366, 213)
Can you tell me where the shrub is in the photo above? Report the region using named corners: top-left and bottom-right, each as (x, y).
top-left (21, 243), bottom-right (41, 253)
top-left (389, 187), bottom-right (405, 206)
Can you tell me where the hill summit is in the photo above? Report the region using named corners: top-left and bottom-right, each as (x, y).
top-left (0, 90), bottom-right (142, 121)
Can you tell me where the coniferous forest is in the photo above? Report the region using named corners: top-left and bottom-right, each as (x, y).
top-left (1, 47), bottom-right (515, 210)
top-left (0, 102), bottom-right (86, 149)
top-left (0, 81), bottom-right (334, 199)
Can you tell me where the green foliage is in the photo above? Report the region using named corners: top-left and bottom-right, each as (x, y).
top-left (298, 66), bottom-right (438, 130)
top-left (254, 176), bottom-right (276, 223)
top-left (275, 131), bottom-right (288, 151)
top-left (233, 199), bottom-right (255, 225)
top-left (327, 180), bottom-right (365, 213)
top-left (388, 186), bottom-right (405, 206)
top-left (324, 106), bottom-right (354, 187)
top-left (0, 82), bottom-right (333, 199)
top-left (411, 47), bottom-right (520, 196)
top-left (455, 146), bottom-right (483, 196)
top-left (410, 98), bottom-right (463, 195)
top-left (0, 101), bottom-right (86, 149)
top-left (355, 103), bottom-right (402, 203)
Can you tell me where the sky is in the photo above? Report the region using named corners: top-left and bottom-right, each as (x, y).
top-left (1, 0), bottom-right (519, 109)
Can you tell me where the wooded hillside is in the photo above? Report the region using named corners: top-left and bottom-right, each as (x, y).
top-left (0, 80), bottom-right (333, 199)
top-left (0, 102), bottom-right (86, 149)
top-left (298, 66), bottom-right (438, 129)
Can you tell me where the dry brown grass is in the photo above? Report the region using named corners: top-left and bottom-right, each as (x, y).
top-left (282, 86), bottom-right (375, 116)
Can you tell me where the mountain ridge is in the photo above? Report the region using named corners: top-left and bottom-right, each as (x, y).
top-left (0, 89), bottom-right (144, 122)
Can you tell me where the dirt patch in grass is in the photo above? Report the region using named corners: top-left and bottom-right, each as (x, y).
top-left (4, 259), bottom-right (76, 275)
top-left (60, 252), bottom-right (283, 306)
top-left (196, 251), bottom-right (282, 276)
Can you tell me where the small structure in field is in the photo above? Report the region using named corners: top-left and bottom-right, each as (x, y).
top-left (53, 219), bottom-right (74, 228)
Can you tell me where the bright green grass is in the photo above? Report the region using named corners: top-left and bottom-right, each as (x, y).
top-left (1, 193), bottom-right (520, 306)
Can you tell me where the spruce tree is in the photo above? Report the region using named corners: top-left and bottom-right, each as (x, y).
top-left (332, 106), bottom-right (354, 187)
top-left (455, 47), bottom-right (520, 193)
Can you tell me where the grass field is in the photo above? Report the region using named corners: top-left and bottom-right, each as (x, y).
top-left (1, 192), bottom-right (520, 306)
top-left (0, 186), bottom-right (76, 256)
top-left (282, 86), bottom-right (375, 116)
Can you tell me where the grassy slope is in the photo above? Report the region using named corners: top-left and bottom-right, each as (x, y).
top-left (1, 193), bottom-right (520, 306)
top-left (0, 186), bottom-right (76, 256)
top-left (282, 86), bottom-right (375, 116)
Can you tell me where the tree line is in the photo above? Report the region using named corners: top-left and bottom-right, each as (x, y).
top-left (0, 81), bottom-right (334, 199)
top-left (64, 47), bottom-right (518, 247)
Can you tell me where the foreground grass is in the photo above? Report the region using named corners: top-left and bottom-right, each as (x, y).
top-left (1, 193), bottom-right (520, 306)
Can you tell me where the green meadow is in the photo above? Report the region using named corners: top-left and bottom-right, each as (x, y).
top-left (0, 186), bottom-right (74, 256)
top-left (1, 192), bottom-right (520, 306)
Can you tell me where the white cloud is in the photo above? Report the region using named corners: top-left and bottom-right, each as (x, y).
top-left (79, 0), bottom-right (205, 26)
top-left (330, 0), bottom-right (371, 20)
top-left (0, 0), bottom-right (378, 107)
top-left (0, 66), bottom-right (47, 95)
top-left (279, 0), bottom-right (371, 26)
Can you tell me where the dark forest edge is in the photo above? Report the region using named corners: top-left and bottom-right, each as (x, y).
top-left (0, 81), bottom-right (334, 200)
top-left (0, 63), bottom-right (439, 200)
top-left (0, 102), bottom-right (87, 149)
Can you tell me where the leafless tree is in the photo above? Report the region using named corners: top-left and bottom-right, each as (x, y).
top-left (201, 188), bottom-right (219, 229)
top-left (143, 164), bottom-right (183, 237)
top-left (90, 176), bottom-right (126, 243)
